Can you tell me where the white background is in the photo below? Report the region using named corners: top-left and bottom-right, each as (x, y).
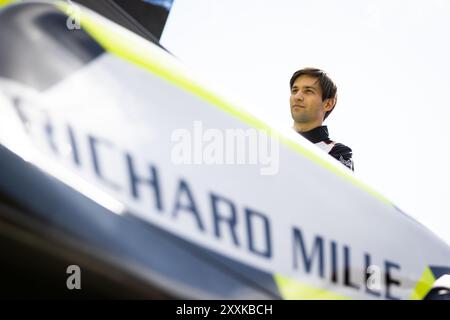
top-left (160, 0), bottom-right (450, 245)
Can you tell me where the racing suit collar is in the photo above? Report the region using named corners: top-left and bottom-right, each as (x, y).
top-left (297, 125), bottom-right (329, 143)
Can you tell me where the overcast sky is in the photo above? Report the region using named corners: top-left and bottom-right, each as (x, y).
top-left (160, 0), bottom-right (450, 245)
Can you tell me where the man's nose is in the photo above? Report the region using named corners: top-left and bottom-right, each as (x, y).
top-left (294, 91), bottom-right (304, 100)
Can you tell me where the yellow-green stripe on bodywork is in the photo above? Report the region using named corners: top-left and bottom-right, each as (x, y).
top-left (55, 1), bottom-right (393, 208)
top-left (274, 274), bottom-right (351, 300)
top-left (277, 268), bottom-right (437, 300)
top-left (0, 0), bottom-right (17, 8)
top-left (409, 267), bottom-right (435, 300)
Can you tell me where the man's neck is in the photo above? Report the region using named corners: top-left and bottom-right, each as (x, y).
top-left (293, 121), bottom-right (323, 133)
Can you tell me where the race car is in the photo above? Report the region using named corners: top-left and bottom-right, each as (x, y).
top-left (0, 0), bottom-right (448, 299)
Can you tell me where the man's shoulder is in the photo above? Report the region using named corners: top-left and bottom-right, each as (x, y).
top-left (329, 142), bottom-right (354, 171)
top-left (329, 142), bottom-right (352, 157)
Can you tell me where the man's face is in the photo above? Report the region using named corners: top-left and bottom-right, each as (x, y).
top-left (290, 75), bottom-right (332, 127)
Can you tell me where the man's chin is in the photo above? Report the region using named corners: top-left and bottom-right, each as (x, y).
top-left (291, 114), bottom-right (309, 123)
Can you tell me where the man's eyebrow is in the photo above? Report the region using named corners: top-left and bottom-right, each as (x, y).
top-left (303, 85), bottom-right (317, 91)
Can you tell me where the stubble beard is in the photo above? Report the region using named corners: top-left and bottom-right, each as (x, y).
top-left (291, 110), bottom-right (310, 124)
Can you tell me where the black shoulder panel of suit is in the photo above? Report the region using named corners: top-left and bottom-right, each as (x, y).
top-left (329, 143), bottom-right (354, 171)
top-left (329, 143), bottom-right (352, 158)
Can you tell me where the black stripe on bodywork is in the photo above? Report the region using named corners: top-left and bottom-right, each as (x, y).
top-left (430, 266), bottom-right (450, 279)
top-left (73, 0), bottom-right (163, 45)
top-left (0, 2), bottom-right (104, 91)
top-left (112, 0), bottom-right (173, 40)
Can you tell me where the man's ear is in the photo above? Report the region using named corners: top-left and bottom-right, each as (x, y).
top-left (324, 97), bottom-right (336, 112)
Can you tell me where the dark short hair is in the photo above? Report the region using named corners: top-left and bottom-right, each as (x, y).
top-left (290, 68), bottom-right (337, 120)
